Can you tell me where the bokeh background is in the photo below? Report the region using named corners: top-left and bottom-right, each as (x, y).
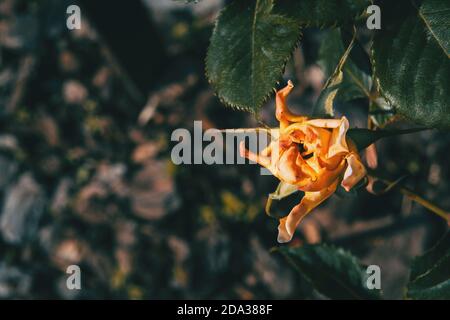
top-left (0, 0), bottom-right (448, 299)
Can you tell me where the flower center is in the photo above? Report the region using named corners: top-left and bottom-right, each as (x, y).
top-left (297, 142), bottom-right (313, 160)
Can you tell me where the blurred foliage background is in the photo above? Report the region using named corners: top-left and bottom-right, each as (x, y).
top-left (0, 0), bottom-right (448, 299)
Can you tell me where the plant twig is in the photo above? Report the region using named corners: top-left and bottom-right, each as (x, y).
top-left (396, 186), bottom-right (450, 223)
top-left (7, 54), bottom-right (35, 113)
top-left (368, 171), bottom-right (450, 224)
top-left (332, 214), bottom-right (428, 248)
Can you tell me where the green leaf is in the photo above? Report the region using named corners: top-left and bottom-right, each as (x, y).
top-left (276, 244), bottom-right (381, 299)
top-left (276, 0), bottom-right (370, 27)
top-left (372, 1), bottom-right (450, 128)
top-left (347, 127), bottom-right (427, 151)
top-left (369, 98), bottom-right (396, 128)
top-left (341, 25), bottom-right (372, 76)
top-left (265, 182), bottom-right (301, 219)
top-left (206, 0), bottom-right (301, 112)
top-left (313, 29), bottom-right (356, 117)
top-left (318, 29), bottom-right (372, 102)
top-left (419, 0), bottom-right (450, 56)
top-left (406, 232), bottom-right (450, 299)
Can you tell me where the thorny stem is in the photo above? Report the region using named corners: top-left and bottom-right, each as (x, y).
top-left (368, 172), bottom-right (450, 225)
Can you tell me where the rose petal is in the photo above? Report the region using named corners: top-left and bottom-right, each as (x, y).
top-left (276, 81), bottom-right (308, 129)
top-left (341, 153), bottom-right (367, 192)
top-left (277, 179), bottom-right (339, 243)
top-left (306, 118), bottom-right (342, 128)
top-left (328, 116), bottom-right (350, 158)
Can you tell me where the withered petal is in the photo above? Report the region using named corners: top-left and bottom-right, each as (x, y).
top-left (341, 153), bottom-right (367, 192)
top-left (276, 81), bottom-right (308, 129)
top-left (328, 116), bottom-right (350, 158)
top-left (277, 179), bottom-right (340, 243)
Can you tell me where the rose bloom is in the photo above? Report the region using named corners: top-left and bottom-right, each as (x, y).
top-left (240, 81), bottom-right (366, 243)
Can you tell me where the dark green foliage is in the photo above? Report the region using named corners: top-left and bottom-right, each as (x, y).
top-left (406, 232), bottom-right (450, 299)
top-left (265, 182), bottom-right (301, 219)
top-left (276, 244), bottom-right (381, 299)
top-left (319, 29), bottom-right (372, 102)
top-left (419, 0), bottom-right (450, 56)
top-left (276, 0), bottom-right (370, 27)
top-left (373, 0), bottom-right (450, 128)
top-left (347, 127), bottom-right (428, 151)
top-left (206, 0), bottom-right (301, 112)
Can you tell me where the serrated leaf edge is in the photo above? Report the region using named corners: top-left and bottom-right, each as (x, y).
top-left (205, 0), bottom-right (303, 113)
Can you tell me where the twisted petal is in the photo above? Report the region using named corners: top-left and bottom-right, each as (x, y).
top-left (328, 117), bottom-right (350, 158)
top-left (239, 141), bottom-right (271, 168)
top-left (274, 145), bottom-right (315, 186)
top-left (276, 80), bottom-right (308, 129)
top-left (305, 118), bottom-right (343, 128)
top-left (341, 153), bottom-right (366, 192)
top-left (276, 146), bottom-right (302, 184)
top-left (299, 159), bottom-right (345, 192)
top-left (277, 179), bottom-right (339, 243)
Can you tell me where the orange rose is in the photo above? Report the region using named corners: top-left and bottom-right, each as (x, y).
top-left (240, 80), bottom-right (366, 243)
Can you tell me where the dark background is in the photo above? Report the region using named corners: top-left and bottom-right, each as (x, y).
top-left (0, 0), bottom-right (448, 299)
